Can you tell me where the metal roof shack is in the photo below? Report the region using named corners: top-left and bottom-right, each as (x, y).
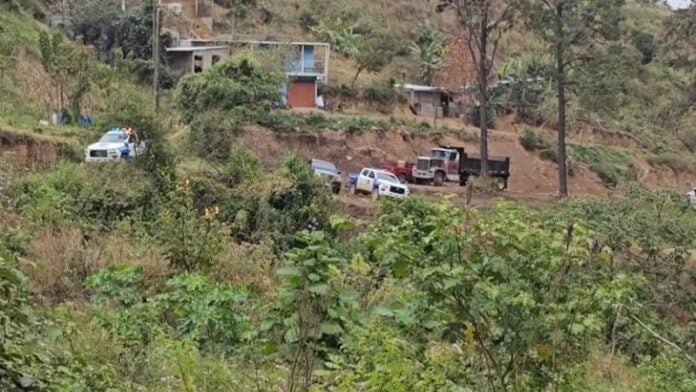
top-left (395, 84), bottom-right (460, 119)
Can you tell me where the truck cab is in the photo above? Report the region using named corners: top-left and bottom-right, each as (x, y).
top-left (412, 147), bottom-right (463, 186)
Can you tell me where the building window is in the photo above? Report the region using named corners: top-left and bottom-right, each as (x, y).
top-left (211, 55), bottom-right (220, 65)
top-left (193, 55), bottom-right (203, 73)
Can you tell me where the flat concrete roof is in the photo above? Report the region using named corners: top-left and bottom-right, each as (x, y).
top-left (165, 46), bottom-right (230, 52)
top-left (176, 38), bottom-right (330, 47)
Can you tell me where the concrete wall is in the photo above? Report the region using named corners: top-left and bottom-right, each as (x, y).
top-left (168, 48), bottom-right (230, 74)
top-left (169, 52), bottom-right (193, 73)
top-left (411, 91), bottom-right (442, 117)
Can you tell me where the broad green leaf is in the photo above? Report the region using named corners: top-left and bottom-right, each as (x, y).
top-left (320, 321), bottom-right (343, 336)
top-left (276, 267), bottom-right (301, 277)
top-left (309, 283), bottom-right (330, 295)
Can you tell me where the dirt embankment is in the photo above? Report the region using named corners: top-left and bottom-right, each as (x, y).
top-left (233, 126), bottom-right (608, 198)
top-left (0, 127), bottom-right (72, 169)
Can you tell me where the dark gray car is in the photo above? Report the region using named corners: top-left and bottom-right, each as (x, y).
top-left (310, 159), bottom-right (343, 194)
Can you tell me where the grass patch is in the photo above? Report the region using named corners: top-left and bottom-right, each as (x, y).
top-left (647, 152), bottom-right (696, 174)
top-left (569, 144), bottom-right (635, 188)
top-left (255, 110), bottom-right (460, 135)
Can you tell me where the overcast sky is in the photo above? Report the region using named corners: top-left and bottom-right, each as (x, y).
top-left (667, 0), bottom-right (691, 9)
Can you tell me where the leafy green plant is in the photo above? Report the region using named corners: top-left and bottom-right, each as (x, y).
top-left (0, 259), bottom-right (39, 390)
top-left (157, 179), bottom-right (228, 272)
top-left (153, 274), bottom-right (251, 352)
top-left (270, 230), bottom-right (361, 391)
top-left (637, 355), bottom-right (696, 392)
top-left (360, 198), bottom-right (632, 390)
top-left (410, 22), bottom-right (444, 86)
top-left (85, 265), bottom-right (146, 307)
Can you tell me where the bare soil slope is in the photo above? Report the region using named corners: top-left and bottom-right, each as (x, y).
top-left (233, 126), bottom-right (608, 198)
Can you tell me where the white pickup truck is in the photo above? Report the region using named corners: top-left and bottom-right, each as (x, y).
top-left (348, 168), bottom-right (410, 200)
top-left (84, 128), bottom-right (144, 163)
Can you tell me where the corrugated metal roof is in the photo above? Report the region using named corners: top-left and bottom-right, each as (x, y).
top-left (395, 84), bottom-right (447, 92)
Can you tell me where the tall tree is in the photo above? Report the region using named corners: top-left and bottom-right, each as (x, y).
top-left (436, 0), bottom-right (517, 176)
top-left (527, 0), bottom-right (624, 197)
top-left (313, 19), bottom-right (399, 86)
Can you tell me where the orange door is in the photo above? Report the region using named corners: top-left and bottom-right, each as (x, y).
top-left (288, 81), bottom-right (316, 108)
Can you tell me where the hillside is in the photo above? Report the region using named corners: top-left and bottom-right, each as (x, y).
top-left (1, 1), bottom-right (696, 391)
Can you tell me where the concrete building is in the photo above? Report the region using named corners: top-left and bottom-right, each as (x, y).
top-left (166, 45), bottom-right (230, 73)
top-left (166, 38), bottom-right (330, 108)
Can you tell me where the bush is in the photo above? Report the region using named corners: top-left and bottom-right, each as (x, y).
top-left (225, 145), bottom-right (261, 185)
top-left (336, 115), bottom-right (387, 134)
top-left (638, 355), bottom-right (696, 391)
top-left (519, 128), bottom-right (551, 151)
top-left (363, 79), bottom-right (403, 107)
top-left (189, 110), bottom-right (241, 161)
top-left (257, 110), bottom-right (307, 133)
top-left (156, 179), bottom-right (228, 272)
top-left (10, 163), bottom-right (154, 229)
top-left (539, 147), bottom-right (558, 163)
top-left (175, 55), bottom-right (284, 124)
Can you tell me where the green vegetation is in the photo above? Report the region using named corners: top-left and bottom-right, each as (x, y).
top-left (2, 1), bottom-right (696, 390)
top-left (3, 155), bottom-right (696, 389)
top-left (647, 152), bottom-right (696, 174)
top-left (518, 128), bottom-right (551, 152)
top-left (570, 144), bottom-right (635, 187)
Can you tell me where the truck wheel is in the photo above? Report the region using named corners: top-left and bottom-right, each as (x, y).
top-left (496, 177), bottom-right (507, 191)
top-left (434, 172), bottom-right (445, 187)
top-left (332, 183), bottom-right (341, 194)
top-left (371, 189), bottom-right (380, 200)
top-left (350, 184), bottom-right (357, 195)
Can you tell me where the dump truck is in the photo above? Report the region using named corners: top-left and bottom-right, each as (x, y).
top-left (412, 146), bottom-right (511, 189)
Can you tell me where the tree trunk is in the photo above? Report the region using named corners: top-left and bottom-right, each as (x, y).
top-left (479, 12), bottom-right (489, 177)
top-left (351, 65), bottom-right (365, 87)
top-left (555, 4), bottom-right (569, 197)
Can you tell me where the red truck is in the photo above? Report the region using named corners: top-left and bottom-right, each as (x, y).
top-left (378, 161), bottom-right (415, 184)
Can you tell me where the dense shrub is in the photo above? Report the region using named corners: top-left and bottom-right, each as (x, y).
top-left (363, 79), bottom-right (404, 109)
top-left (225, 145), bottom-right (261, 186)
top-left (188, 109), bottom-right (241, 161)
top-left (10, 163), bottom-right (154, 228)
top-left (175, 55), bottom-right (284, 124)
top-left (519, 128), bottom-right (551, 151)
top-left (156, 179), bottom-right (228, 272)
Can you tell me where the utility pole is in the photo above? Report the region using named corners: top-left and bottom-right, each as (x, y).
top-left (153, 0), bottom-right (160, 111)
